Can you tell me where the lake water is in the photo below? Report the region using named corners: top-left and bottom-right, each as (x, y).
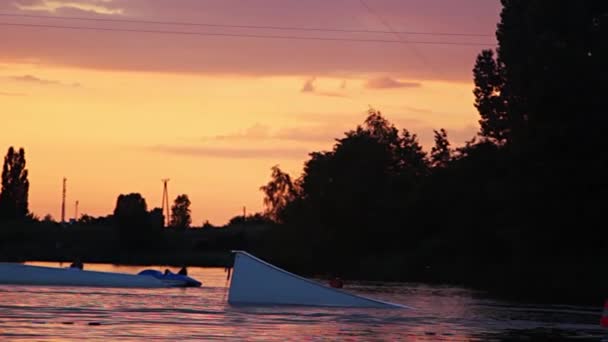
top-left (0, 262), bottom-right (605, 341)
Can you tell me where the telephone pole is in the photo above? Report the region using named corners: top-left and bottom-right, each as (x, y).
top-left (161, 179), bottom-right (170, 227)
top-left (61, 177), bottom-right (66, 223)
top-left (74, 200), bottom-right (79, 221)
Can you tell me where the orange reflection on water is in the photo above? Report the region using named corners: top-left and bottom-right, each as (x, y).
top-left (2, 263), bottom-right (594, 340)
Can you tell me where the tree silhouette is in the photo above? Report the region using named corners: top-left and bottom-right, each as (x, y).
top-left (494, 0), bottom-right (608, 147)
top-left (114, 193), bottom-right (147, 221)
top-left (170, 194), bottom-right (191, 230)
top-left (148, 207), bottom-right (165, 230)
top-left (260, 165), bottom-right (297, 223)
top-left (0, 147), bottom-right (29, 220)
top-left (363, 108), bottom-right (400, 146)
top-left (487, 0), bottom-right (608, 259)
top-left (473, 50), bottom-right (510, 145)
top-left (113, 193), bottom-right (149, 247)
top-left (260, 109), bottom-right (435, 264)
top-left (396, 128), bottom-right (428, 176)
top-left (430, 129), bottom-right (452, 168)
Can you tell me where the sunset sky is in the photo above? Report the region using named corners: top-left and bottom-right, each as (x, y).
top-left (0, 0), bottom-right (500, 225)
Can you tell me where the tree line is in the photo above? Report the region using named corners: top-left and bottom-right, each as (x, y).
top-left (256, 0), bottom-right (608, 301)
top-left (0, 145), bottom-right (194, 243)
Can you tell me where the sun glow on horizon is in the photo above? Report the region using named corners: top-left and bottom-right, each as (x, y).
top-left (1, 57), bottom-right (479, 225)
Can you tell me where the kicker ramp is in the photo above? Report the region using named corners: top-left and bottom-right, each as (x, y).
top-left (228, 251), bottom-right (407, 308)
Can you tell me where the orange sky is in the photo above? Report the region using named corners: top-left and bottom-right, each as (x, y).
top-left (0, 0), bottom-right (500, 225)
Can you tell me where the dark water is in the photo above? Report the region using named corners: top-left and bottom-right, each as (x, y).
top-left (0, 263), bottom-right (604, 341)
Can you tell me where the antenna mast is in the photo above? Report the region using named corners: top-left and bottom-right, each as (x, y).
top-left (161, 178), bottom-right (170, 227)
top-left (74, 200), bottom-right (79, 221)
top-left (61, 177), bottom-right (66, 223)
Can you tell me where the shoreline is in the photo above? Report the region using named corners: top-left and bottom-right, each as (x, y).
top-left (1, 252), bottom-right (602, 307)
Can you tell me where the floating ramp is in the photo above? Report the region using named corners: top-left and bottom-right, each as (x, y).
top-left (0, 263), bottom-right (189, 288)
top-left (228, 251), bottom-right (407, 308)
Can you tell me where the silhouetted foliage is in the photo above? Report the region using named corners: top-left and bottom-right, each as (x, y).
top-left (170, 195), bottom-right (191, 230)
top-left (148, 207), bottom-right (165, 230)
top-left (251, 1), bottom-right (608, 303)
top-left (114, 193), bottom-right (147, 225)
top-left (228, 213), bottom-right (272, 226)
top-left (77, 214), bottom-right (113, 226)
top-left (396, 128), bottom-right (428, 176)
top-left (256, 109), bottom-right (432, 272)
top-left (496, 0), bottom-right (608, 147)
top-left (473, 50), bottom-right (509, 144)
top-left (0, 147), bottom-right (29, 220)
top-left (113, 193), bottom-right (160, 249)
top-left (430, 129), bottom-right (451, 168)
top-left (260, 166), bottom-right (298, 223)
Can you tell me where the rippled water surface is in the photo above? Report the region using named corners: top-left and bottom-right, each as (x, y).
top-left (0, 262), bottom-right (604, 341)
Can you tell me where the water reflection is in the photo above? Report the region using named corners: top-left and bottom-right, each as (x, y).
top-left (0, 262), bottom-right (601, 341)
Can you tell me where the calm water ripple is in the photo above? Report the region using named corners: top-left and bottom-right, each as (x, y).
top-left (0, 262), bottom-right (604, 341)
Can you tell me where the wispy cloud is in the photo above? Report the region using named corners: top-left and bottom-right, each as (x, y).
top-left (317, 91), bottom-right (347, 98)
top-left (301, 77), bottom-right (315, 93)
top-left (275, 126), bottom-right (342, 142)
top-left (402, 105), bottom-right (432, 114)
top-left (194, 122), bottom-right (478, 158)
top-left (0, 91), bottom-right (27, 96)
top-left (293, 112), bottom-right (354, 124)
top-left (151, 120), bottom-right (478, 161)
top-left (148, 145), bottom-right (309, 160)
top-left (8, 74), bottom-right (81, 87)
top-left (300, 77), bottom-right (348, 98)
top-left (208, 123), bottom-right (344, 144)
top-left (214, 123), bottom-right (270, 141)
top-left (365, 77), bottom-right (421, 89)
top-left (10, 75), bottom-right (60, 85)
top-left (15, 0), bottom-right (124, 15)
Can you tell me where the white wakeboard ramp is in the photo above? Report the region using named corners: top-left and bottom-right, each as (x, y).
top-left (0, 263), bottom-right (169, 288)
top-left (228, 251), bottom-right (407, 308)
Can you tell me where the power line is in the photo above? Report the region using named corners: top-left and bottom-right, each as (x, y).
top-left (0, 22), bottom-right (496, 46)
top-left (358, 0), bottom-right (430, 67)
top-left (0, 12), bottom-right (494, 37)
top-left (358, 0), bottom-right (398, 37)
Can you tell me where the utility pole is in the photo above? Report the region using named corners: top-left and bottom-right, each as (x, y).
top-left (74, 200), bottom-right (79, 221)
top-left (61, 177), bottom-right (66, 223)
top-left (161, 179), bottom-right (170, 227)
top-left (243, 206), bottom-right (247, 217)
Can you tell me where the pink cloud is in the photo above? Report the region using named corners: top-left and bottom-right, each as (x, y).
top-left (14, 0), bottom-right (124, 15)
top-left (148, 144), bottom-right (309, 160)
top-left (207, 123), bottom-right (343, 144)
top-left (365, 77), bottom-right (421, 89)
top-left (0, 91), bottom-right (27, 96)
top-left (0, 0), bottom-right (500, 81)
top-left (7, 74), bottom-right (81, 87)
top-left (300, 77), bottom-right (348, 97)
